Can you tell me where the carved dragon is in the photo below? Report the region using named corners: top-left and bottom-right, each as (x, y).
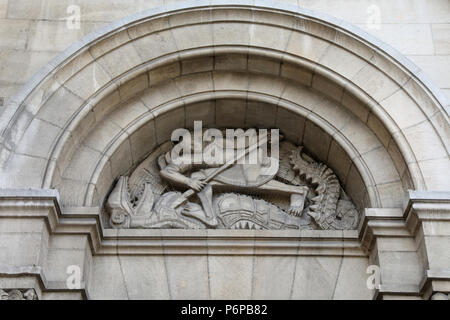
top-left (289, 146), bottom-right (358, 229)
top-left (105, 136), bottom-right (359, 230)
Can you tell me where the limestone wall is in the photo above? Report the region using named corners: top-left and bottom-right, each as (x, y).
top-left (0, 0), bottom-right (449, 110)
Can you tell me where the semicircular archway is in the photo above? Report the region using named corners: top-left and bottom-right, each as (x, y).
top-left (1, 0), bottom-right (449, 301)
top-left (0, 2), bottom-right (447, 202)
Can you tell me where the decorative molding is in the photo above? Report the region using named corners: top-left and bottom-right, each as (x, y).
top-left (361, 191), bottom-right (450, 252)
top-left (359, 208), bottom-right (409, 253)
top-left (406, 191), bottom-right (450, 298)
top-left (0, 265), bottom-right (88, 299)
top-left (2, 1), bottom-right (448, 202)
top-left (105, 138), bottom-right (359, 231)
top-left (419, 269), bottom-right (450, 299)
top-left (405, 190), bottom-right (450, 235)
top-left (0, 289), bottom-right (37, 300)
top-left (1, 190), bottom-right (449, 298)
top-left (430, 292), bottom-right (450, 300)
top-left (373, 284), bottom-right (421, 299)
top-left (362, 191), bottom-right (450, 299)
top-left (0, 189), bottom-right (364, 256)
top-left (5, 0), bottom-right (447, 127)
top-left (0, 1), bottom-right (447, 302)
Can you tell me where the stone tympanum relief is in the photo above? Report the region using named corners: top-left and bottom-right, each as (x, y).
top-left (105, 129), bottom-right (360, 230)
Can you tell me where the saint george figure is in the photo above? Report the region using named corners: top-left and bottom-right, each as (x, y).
top-left (159, 128), bottom-right (309, 227)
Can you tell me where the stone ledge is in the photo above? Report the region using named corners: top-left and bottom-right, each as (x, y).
top-left (0, 188), bottom-right (365, 256)
top-left (0, 288), bottom-right (38, 300)
top-left (8, 189), bottom-right (448, 257)
top-left (360, 193), bottom-right (450, 253)
top-left (0, 188), bottom-right (59, 199)
top-left (0, 265), bottom-right (88, 299)
top-left (419, 269), bottom-right (450, 299)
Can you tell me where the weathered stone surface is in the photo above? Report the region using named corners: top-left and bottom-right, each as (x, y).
top-left (290, 257), bottom-right (342, 299)
top-left (252, 256), bottom-right (296, 299)
top-left (432, 24), bottom-right (450, 54)
top-left (103, 130), bottom-right (360, 231)
top-left (165, 256), bottom-right (209, 299)
top-left (0, 1), bottom-right (448, 301)
top-left (208, 256), bottom-right (253, 299)
top-left (0, 288), bottom-right (38, 300)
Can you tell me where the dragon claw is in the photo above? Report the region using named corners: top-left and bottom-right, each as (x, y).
top-left (288, 206), bottom-right (303, 217)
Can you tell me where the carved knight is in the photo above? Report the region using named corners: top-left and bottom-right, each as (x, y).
top-left (105, 128), bottom-right (359, 230)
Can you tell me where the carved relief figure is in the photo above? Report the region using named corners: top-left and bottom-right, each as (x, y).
top-left (105, 129), bottom-right (359, 230)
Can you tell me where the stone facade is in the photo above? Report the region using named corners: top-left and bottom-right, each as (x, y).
top-left (0, 1), bottom-right (449, 300)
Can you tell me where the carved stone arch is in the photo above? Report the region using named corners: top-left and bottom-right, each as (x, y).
top-left (0, 3), bottom-right (448, 193)
top-left (0, 1), bottom-right (448, 300)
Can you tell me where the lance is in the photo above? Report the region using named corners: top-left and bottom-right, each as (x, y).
top-left (170, 133), bottom-right (271, 209)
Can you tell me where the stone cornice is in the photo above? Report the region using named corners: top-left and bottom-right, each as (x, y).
top-left (360, 191), bottom-right (450, 252)
top-left (3, 188), bottom-right (450, 299)
top-left (360, 191), bottom-right (450, 299)
top-left (0, 188), bottom-right (364, 257)
top-left (0, 265), bottom-right (88, 299)
top-left (404, 190), bottom-right (450, 235)
top-left (372, 269), bottom-right (450, 299)
top-left (359, 208), bottom-right (409, 253)
top-left (404, 191), bottom-right (450, 298)
top-left (418, 269), bottom-right (450, 299)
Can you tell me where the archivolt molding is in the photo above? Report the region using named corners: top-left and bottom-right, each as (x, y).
top-left (0, 2), bottom-right (448, 203)
top-left (57, 78), bottom-right (400, 211)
